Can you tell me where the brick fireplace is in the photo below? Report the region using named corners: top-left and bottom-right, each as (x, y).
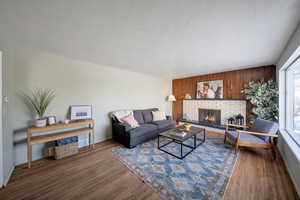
top-left (198, 108), bottom-right (221, 126)
top-left (183, 99), bottom-right (246, 127)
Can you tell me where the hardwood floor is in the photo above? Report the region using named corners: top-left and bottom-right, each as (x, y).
top-left (0, 133), bottom-right (298, 200)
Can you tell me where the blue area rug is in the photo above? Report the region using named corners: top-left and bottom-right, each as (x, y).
top-left (111, 136), bottom-right (238, 200)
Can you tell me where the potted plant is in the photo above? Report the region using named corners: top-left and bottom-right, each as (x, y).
top-left (241, 80), bottom-right (278, 122)
top-left (23, 89), bottom-right (56, 127)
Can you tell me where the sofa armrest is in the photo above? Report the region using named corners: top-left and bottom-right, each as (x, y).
top-left (112, 121), bottom-right (134, 147)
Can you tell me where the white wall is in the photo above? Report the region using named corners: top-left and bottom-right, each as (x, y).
top-left (5, 48), bottom-right (171, 165)
top-left (277, 22), bottom-right (300, 195)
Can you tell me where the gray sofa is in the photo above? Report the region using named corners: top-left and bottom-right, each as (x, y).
top-left (112, 108), bottom-right (176, 148)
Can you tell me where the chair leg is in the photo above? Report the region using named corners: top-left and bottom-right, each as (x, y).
top-left (271, 146), bottom-right (276, 160)
top-left (235, 142), bottom-right (239, 154)
top-left (224, 135), bottom-right (227, 144)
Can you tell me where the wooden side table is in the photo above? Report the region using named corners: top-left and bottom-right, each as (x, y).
top-left (27, 120), bottom-right (94, 168)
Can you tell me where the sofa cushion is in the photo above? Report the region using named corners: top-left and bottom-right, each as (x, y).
top-left (250, 118), bottom-right (278, 142)
top-left (152, 111), bottom-right (166, 121)
top-left (133, 110), bottom-right (144, 124)
top-left (152, 120), bottom-right (176, 130)
top-left (225, 130), bottom-right (267, 143)
top-left (142, 108), bottom-right (159, 123)
top-left (129, 124), bottom-right (158, 138)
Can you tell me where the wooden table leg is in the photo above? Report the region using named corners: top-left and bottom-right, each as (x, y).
top-left (88, 132), bottom-right (91, 148)
top-left (27, 131), bottom-right (32, 168)
top-left (92, 128), bottom-right (95, 149)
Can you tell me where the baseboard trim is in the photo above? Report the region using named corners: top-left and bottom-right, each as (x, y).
top-left (277, 147), bottom-right (300, 197)
top-left (3, 165), bottom-right (15, 187)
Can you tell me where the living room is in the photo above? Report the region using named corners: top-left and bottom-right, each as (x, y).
top-left (0, 1), bottom-right (300, 200)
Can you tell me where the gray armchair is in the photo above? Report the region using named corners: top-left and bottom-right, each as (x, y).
top-left (224, 118), bottom-right (279, 159)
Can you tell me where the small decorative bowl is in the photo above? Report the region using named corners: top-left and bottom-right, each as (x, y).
top-left (183, 123), bottom-right (191, 130)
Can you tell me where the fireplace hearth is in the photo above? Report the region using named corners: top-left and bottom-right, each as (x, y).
top-left (198, 108), bottom-right (221, 126)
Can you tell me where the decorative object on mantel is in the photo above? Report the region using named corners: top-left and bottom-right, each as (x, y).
top-left (235, 114), bottom-right (245, 125)
top-left (22, 88), bottom-right (56, 127)
top-left (184, 93), bottom-right (192, 99)
top-left (227, 117), bottom-right (235, 125)
top-left (47, 116), bottom-right (56, 125)
top-left (69, 105), bottom-right (92, 121)
top-left (167, 94), bottom-right (176, 102)
top-left (241, 80), bottom-right (278, 122)
top-left (196, 80), bottom-right (223, 99)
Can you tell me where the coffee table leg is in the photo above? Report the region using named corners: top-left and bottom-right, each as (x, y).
top-left (158, 135), bottom-right (160, 148)
top-left (203, 129), bottom-right (206, 142)
top-left (181, 143), bottom-right (183, 158)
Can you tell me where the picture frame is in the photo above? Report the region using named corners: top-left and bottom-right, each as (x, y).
top-left (47, 116), bottom-right (56, 125)
top-left (69, 105), bottom-right (92, 121)
top-left (196, 80), bottom-right (223, 99)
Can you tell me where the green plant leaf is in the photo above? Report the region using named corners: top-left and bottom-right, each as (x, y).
top-left (22, 88), bottom-right (56, 119)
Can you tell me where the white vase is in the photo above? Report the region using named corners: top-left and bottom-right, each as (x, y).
top-left (34, 119), bottom-right (47, 127)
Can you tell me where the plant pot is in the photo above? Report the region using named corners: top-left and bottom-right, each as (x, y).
top-left (34, 119), bottom-right (47, 127)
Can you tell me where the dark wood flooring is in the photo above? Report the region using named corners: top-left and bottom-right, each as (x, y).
top-left (0, 132), bottom-right (298, 200)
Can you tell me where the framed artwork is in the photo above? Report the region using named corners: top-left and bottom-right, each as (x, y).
top-left (196, 80), bottom-right (223, 99)
top-left (47, 116), bottom-right (56, 125)
top-left (70, 105), bottom-right (92, 121)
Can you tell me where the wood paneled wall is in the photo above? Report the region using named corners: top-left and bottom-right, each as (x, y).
top-left (172, 65), bottom-right (276, 122)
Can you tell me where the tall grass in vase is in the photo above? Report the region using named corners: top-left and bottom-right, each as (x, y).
top-left (23, 89), bottom-right (56, 127)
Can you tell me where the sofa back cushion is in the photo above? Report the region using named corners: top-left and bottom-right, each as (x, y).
top-left (250, 118), bottom-right (279, 142)
top-left (142, 108), bottom-right (159, 123)
top-left (133, 110), bottom-right (144, 124)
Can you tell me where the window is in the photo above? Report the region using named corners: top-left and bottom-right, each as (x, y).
top-left (286, 57), bottom-right (300, 145)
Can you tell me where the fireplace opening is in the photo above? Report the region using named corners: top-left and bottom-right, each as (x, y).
top-left (198, 108), bottom-right (221, 126)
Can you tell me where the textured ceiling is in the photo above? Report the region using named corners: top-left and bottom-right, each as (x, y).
top-left (1, 0), bottom-right (300, 78)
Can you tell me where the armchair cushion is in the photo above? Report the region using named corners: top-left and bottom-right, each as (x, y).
top-left (226, 130), bottom-right (267, 143)
top-left (249, 119), bottom-right (279, 142)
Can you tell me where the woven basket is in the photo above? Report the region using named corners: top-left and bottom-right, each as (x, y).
top-left (54, 142), bottom-right (79, 159)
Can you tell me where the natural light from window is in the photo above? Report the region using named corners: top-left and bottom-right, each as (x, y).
top-left (286, 58), bottom-right (300, 145)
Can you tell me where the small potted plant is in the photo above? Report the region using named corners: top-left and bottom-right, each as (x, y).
top-left (23, 88), bottom-right (56, 127)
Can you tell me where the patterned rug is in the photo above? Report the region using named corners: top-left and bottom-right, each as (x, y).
top-left (111, 136), bottom-right (238, 200)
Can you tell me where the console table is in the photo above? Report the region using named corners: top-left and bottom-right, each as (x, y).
top-left (27, 120), bottom-right (94, 168)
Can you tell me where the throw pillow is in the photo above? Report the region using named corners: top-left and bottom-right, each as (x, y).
top-left (121, 114), bottom-right (139, 128)
top-left (152, 111), bottom-right (166, 121)
top-left (111, 110), bottom-right (133, 122)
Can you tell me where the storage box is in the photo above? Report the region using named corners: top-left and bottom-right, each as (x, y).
top-left (54, 142), bottom-right (79, 159)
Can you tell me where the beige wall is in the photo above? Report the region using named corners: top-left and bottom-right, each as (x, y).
top-left (8, 48), bottom-right (171, 165)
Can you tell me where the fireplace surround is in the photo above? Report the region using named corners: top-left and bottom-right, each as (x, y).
top-left (198, 108), bottom-right (221, 126)
top-left (182, 99), bottom-right (246, 129)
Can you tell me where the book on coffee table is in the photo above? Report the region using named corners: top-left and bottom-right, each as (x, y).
top-left (169, 129), bottom-right (187, 138)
